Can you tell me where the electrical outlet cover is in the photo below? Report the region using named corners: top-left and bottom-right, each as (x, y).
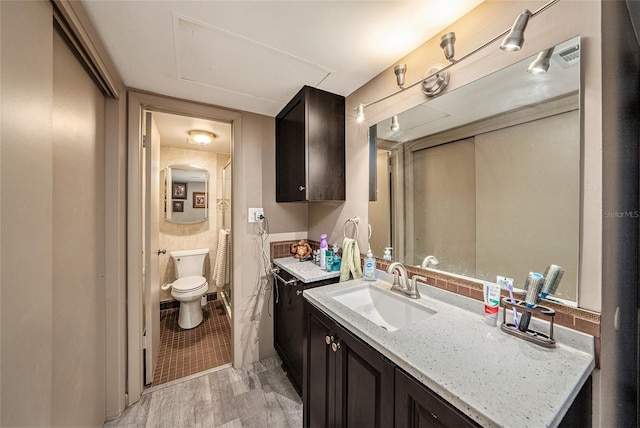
top-left (497, 275), bottom-right (514, 290)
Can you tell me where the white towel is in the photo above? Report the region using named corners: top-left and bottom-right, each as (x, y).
top-left (213, 229), bottom-right (230, 291)
top-left (340, 238), bottom-right (363, 282)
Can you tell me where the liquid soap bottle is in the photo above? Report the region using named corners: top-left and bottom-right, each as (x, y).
top-left (363, 249), bottom-right (376, 281)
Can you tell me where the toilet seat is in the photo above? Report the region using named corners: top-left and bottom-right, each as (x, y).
top-left (172, 275), bottom-right (207, 293)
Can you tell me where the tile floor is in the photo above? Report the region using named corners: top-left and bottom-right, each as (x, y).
top-left (152, 300), bottom-right (232, 386)
top-left (104, 356), bottom-right (302, 428)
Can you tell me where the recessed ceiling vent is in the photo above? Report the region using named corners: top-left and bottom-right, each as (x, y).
top-left (552, 43), bottom-right (580, 69)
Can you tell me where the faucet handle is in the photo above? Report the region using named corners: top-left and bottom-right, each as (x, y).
top-left (411, 275), bottom-right (428, 286)
top-left (391, 271), bottom-right (400, 287)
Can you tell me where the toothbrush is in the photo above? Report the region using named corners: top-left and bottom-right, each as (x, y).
top-left (518, 272), bottom-right (544, 332)
top-left (506, 281), bottom-right (519, 328)
top-left (541, 264), bottom-right (564, 299)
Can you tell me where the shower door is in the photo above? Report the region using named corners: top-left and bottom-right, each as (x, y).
top-left (222, 162), bottom-right (231, 305)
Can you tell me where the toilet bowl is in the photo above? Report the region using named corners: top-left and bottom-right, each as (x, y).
top-left (163, 248), bottom-right (210, 329)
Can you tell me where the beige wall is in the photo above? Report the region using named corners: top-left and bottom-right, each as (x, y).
top-left (475, 111), bottom-right (580, 301)
top-left (413, 139), bottom-right (476, 275)
top-left (1, 1), bottom-right (55, 424)
top-left (368, 150), bottom-right (391, 256)
top-left (1, 0), bottom-right (126, 425)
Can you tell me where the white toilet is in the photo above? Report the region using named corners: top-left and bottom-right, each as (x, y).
top-left (163, 248), bottom-right (209, 329)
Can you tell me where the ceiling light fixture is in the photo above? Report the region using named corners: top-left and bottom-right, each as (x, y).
top-left (390, 115), bottom-right (400, 132)
top-left (500, 9), bottom-right (532, 51)
top-left (440, 32), bottom-right (456, 62)
top-left (394, 64), bottom-right (407, 88)
top-left (353, 0), bottom-right (559, 123)
top-left (527, 48), bottom-right (554, 74)
top-left (188, 130), bottom-right (215, 145)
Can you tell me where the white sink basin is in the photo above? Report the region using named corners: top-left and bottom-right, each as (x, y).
top-left (328, 284), bottom-right (435, 332)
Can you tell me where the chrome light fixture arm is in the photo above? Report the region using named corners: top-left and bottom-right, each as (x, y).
top-left (354, 0), bottom-right (560, 116)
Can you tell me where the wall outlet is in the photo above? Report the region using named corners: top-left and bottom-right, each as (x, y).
top-left (248, 208), bottom-right (264, 223)
top-left (497, 275), bottom-right (514, 290)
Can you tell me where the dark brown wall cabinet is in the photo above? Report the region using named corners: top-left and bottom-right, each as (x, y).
top-left (303, 301), bottom-right (479, 428)
top-left (276, 86), bottom-right (345, 202)
top-left (274, 269), bottom-right (339, 393)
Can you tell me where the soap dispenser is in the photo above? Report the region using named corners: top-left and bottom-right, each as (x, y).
top-left (363, 250), bottom-right (376, 281)
top-left (332, 243), bottom-right (341, 271)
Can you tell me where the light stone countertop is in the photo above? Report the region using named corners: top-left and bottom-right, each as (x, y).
top-left (304, 273), bottom-right (595, 428)
top-left (273, 256), bottom-right (341, 283)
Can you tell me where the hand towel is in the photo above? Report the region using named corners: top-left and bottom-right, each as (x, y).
top-left (213, 229), bottom-right (230, 291)
top-left (340, 238), bottom-right (363, 282)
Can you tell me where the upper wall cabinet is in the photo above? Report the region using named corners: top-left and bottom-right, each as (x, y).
top-left (276, 86), bottom-right (345, 202)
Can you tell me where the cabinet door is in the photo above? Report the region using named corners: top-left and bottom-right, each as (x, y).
top-left (306, 88), bottom-right (345, 201)
top-left (276, 94), bottom-right (306, 202)
top-left (334, 325), bottom-right (395, 428)
top-left (274, 279), bottom-right (304, 392)
top-left (303, 301), bottom-right (336, 428)
top-left (395, 368), bottom-right (479, 428)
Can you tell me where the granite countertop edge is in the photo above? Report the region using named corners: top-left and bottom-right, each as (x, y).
top-left (273, 256), bottom-right (341, 283)
top-left (303, 276), bottom-right (596, 428)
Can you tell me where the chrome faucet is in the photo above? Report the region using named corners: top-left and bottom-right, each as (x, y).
top-left (421, 255), bottom-right (439, 269)
top-left (387, 262), bottom-right (424, 299)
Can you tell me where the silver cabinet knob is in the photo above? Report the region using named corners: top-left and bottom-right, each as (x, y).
top-left (325, 335), bottom-right (332, 345)
top-left (296, 290), bottom-right (303, 296)
top-left (298, 185), bottom-right (305, 191)
top-left (331, 342), bottom-right (341, 352)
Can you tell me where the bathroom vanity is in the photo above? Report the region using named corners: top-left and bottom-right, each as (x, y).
top-left (273, 257), bottom-right (340, 393)
top-left (303, 277), bottom-right (594, 427)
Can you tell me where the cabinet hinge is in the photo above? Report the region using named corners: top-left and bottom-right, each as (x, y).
top-left (142, 135), bottom-right (147, 148)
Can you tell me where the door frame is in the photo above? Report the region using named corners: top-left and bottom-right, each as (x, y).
top-left (126, 90), bottom-right (240, 404)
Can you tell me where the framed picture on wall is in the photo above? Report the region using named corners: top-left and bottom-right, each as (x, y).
top-left (193, 192), bottom-right (206, 208)
top-left (172, 201), bottom-right (184, 213)
top-left (172, 182), bottom-right (187, 199)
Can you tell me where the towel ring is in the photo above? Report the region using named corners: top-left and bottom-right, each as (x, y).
top-left (343, 217), bottom-right (359, 240)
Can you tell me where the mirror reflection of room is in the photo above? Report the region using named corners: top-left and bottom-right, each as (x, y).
top-left (369, 36), bottom-right (580, 303)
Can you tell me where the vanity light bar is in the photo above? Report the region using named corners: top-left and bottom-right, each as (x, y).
top-left (354, 0), bottom-right (561, 120)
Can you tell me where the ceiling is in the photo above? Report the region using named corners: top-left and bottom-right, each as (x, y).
top-left (82, 0), bottom-right (484, 118)
top-left (152, 111), bottom-right (231, 153)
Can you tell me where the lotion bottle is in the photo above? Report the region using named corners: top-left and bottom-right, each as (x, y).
top-left (363, 250), bottom-right (376, 281)
top-left (319, 234), bottom-right (328, 269)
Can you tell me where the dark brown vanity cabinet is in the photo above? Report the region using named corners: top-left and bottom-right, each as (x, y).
top-left (274, 269), bottom-right (338, 394)
top-left (303, 301), bottom-right (395, 428)
top-left (275, 85), bottom-right (345, 202)
top-left (395, 369), bottom-right (479, 428)
top-left (303, 301), bottom-right (479, 428)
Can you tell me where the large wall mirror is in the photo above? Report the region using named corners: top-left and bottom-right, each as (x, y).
top-left (369, 36), bottom-right (581, 304)
top-left (164, 164), bottom-right (209, 224)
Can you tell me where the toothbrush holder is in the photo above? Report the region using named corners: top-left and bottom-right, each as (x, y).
top-left (500, 297), bottom-right (556, 348)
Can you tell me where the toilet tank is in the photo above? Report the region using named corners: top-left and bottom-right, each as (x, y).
top-left (171, 248), bottom-right (209, 278)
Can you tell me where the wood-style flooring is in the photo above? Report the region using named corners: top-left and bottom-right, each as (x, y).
top-left (104, 355), bottom-right (302, 428)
